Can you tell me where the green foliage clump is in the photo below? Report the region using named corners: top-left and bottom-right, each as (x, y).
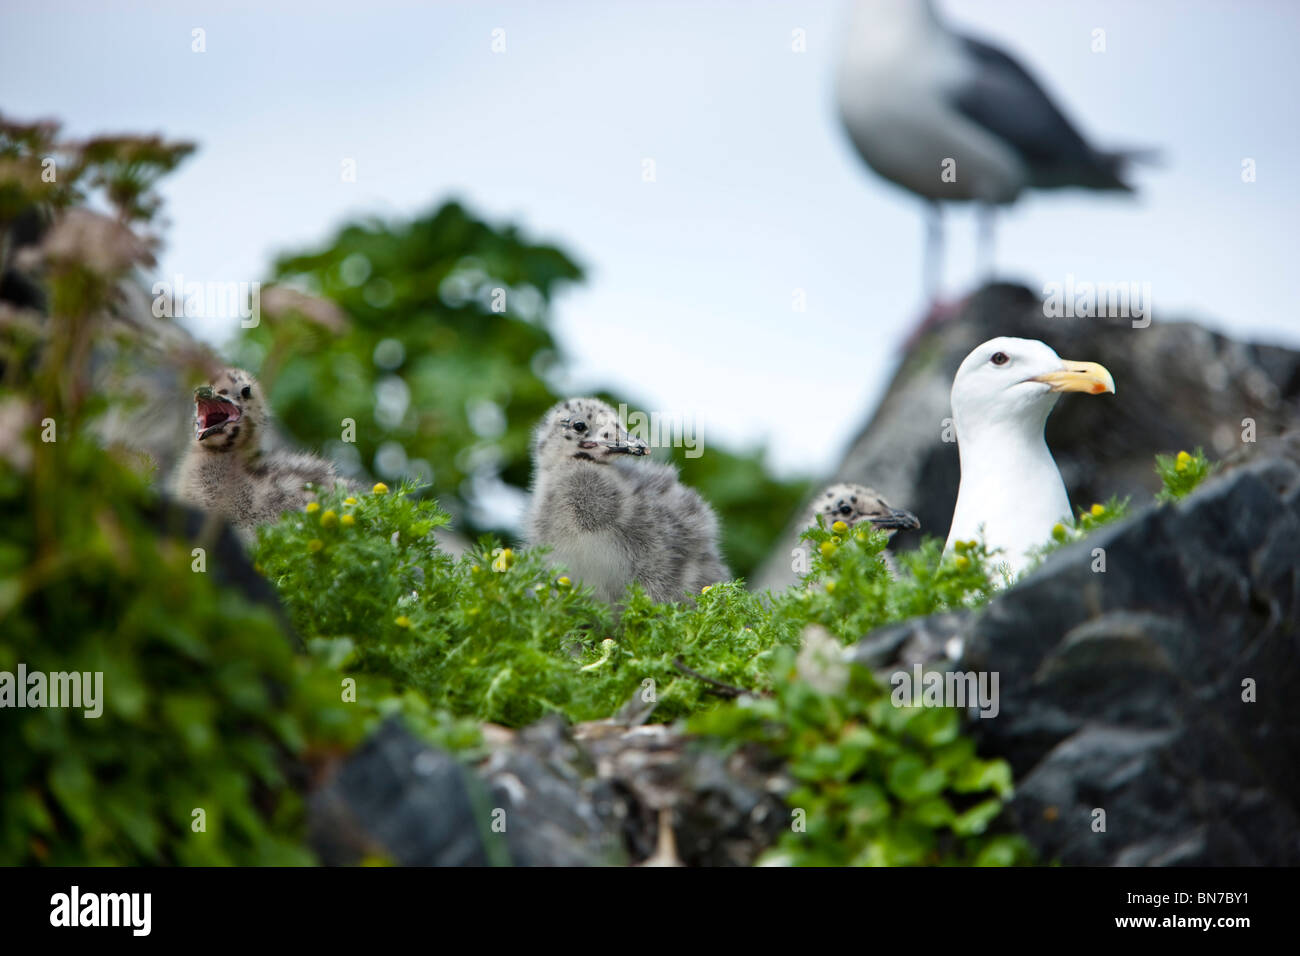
top-left (255, 484), bottom-right (804, 726)
top-left (1155, 448), bottom-right (1217, 503)
top-left (0, 121), bottom-right (355, 865)
top-left (254, 485), bottom-right (1020, 730)
top-left (1023, 495), bottom-right (1132, 570)
top-left (0, 447), bottom-right (356, 864)
top-left (774, 521), bottom-right (999, 641)
top-left (690, 650), bottom-right (1031, 866)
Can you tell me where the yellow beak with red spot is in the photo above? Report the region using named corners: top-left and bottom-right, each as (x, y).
top-left (1031, 361), bottom-right (1116, 396)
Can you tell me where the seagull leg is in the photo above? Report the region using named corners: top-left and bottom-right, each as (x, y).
top-left (922, 200), bottom-right (944, 302)
top-left (977, 203), bottom-right (997, 280)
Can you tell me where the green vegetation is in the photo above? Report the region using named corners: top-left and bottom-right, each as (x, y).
top-left (0, 121), bottom-right (357, 864)
top-left (690, 650), bottom-right (1031, 866)
top-left (253, 486), bottom-right (1033, 864)
top-left (255, 487), bottom-right (1007, 726)
top-left (1156, 447), bottom-right (1217, 503)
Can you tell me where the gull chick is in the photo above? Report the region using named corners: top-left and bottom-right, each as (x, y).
top-left (174, 368), bottom-right (347, 537)
top-left (799, 483), bottom-right (919, 575)
top-left (524, 398), bottom-right (730, 604)
top-left (944, 337), bottom-right (1114, 579)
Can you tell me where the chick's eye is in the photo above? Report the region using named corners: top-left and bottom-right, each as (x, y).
top-left (241, 385), bottom-right (252, 398)
top-left (990, 352), bottom-right (1009, 366)
top-left (572, 420), bottom-right (587, 434)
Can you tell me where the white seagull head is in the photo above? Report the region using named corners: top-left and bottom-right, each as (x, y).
top-left (951, 337), bottom-right (1115, 441)
top-left (946, 337), bottom-right (1115, 580)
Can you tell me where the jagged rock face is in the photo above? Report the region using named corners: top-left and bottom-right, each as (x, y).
top-left (309, 716), bottom-right (789, 867)
top-left (851, 445), bottom-right (1300, 865)
top-left (755, 283), bottom-right (1300, 591)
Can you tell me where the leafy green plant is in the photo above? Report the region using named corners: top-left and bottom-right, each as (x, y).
top-left (1022, 494), bottom-right (1132, 570)
top-left (0, 121), bottom-right (357, 865)
top-left (1156, 448), bottom-right (1217, 503)
top-left (255, 483), bottom-right (805, 726)
top-left (690, 650), bottom-right (1031, 866)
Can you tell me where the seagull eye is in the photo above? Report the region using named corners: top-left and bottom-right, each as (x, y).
top-left (990, 352), bottom-right (1009, 366)
top-left (572, 420), bottom-right (588, 434)
top-left (240, 385), bottom-right (252, 398)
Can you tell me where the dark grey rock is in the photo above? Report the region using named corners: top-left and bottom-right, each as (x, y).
top-left (309, 713), bottom-right (789, 867)
top-left (309, 718), bottom-right (493, 866)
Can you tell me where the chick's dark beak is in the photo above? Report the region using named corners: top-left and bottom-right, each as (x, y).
top-left (870, 508), bottom-right (921, 531)
top-left (602, 438), bottom-right (649, 456)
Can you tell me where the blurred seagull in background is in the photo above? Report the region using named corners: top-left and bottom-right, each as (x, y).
top-left (944, 337), bottom-right (1115, 580)
top-left (836, 0), bottom-right (1151, 304)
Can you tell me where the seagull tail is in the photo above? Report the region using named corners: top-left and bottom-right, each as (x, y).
top-left (1090, 145), bottom-right (1162, 192)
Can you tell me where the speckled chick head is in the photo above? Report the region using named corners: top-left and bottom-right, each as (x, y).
top-left (192, 368), bottom-right (266, 453)
top-left (812, 483), bottom-right (920, 536)
top-left (532, 397), bottom-right (649, 472)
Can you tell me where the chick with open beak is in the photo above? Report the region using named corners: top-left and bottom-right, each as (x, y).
top-left (525, 398), bottom-right (729, 605)
top-left (193, 378), bottom-right (255, 450)
top-left (174, 367), bottom-right (349, 540)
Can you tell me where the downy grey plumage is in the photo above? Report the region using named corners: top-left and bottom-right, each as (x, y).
top-left (525, 398), bottom-right (730, 604)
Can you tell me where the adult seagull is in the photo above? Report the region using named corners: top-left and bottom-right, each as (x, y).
top-left (944, 337), bottom-right (1115, 579)
top-left (836, 0), bottom-right (1147, 297)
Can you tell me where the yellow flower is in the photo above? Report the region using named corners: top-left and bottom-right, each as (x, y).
top-left (819, 541), bottom-right (837, 559)
top-left (556, 576), bottom-right (572, 589)
top-left (831, 520), bottom-right (849, 535)
top-left (955, 555), bottom-right (971, 572)
top-left (825, 580), bottom-right (837, 594)
top-left (340, 514), bottom-right (356, 527)
top-left (954, 539), bottom-right (968, 555)
top-left (344, 496), bottom-right (358, 506)
top-left (1090, 503), bottom-right (1105, 517)
top-left (701, 584), bottom-right (713, 594)
top-left (320, 509), bottom-right (338, 528)
top-left (1175, 450), bottom-right (1192, 473)
top-left (307, 539), bottom-right (323, 552)
top-left (1051, 523), bottom-right (1067, 542)
top-left (491, 548), bottom-right (515, 572)
top-left (394, 615), bottom-right (411, 629)
top-left (305, 502), bottom-right (320, 514)
top-left (372, 482), bottom-right (389, 494)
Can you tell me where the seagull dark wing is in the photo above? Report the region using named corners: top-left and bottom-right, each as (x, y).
top-left (951, 35), bottom-right (1132, 191)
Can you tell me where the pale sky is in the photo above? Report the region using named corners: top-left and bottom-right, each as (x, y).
top-left (4, 0), bottom-right (1297, 476)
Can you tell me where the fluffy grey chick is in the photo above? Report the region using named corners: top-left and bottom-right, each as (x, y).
top-left (173, 368), bottom-right (348, 538)
top-left (525, 398), bottom-right (730, 604)
top-left (797, 483), bottom-right (920, 575)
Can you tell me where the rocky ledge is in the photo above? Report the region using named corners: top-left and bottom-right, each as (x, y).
top-left (852, 436), bottom-right (1300, 865)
